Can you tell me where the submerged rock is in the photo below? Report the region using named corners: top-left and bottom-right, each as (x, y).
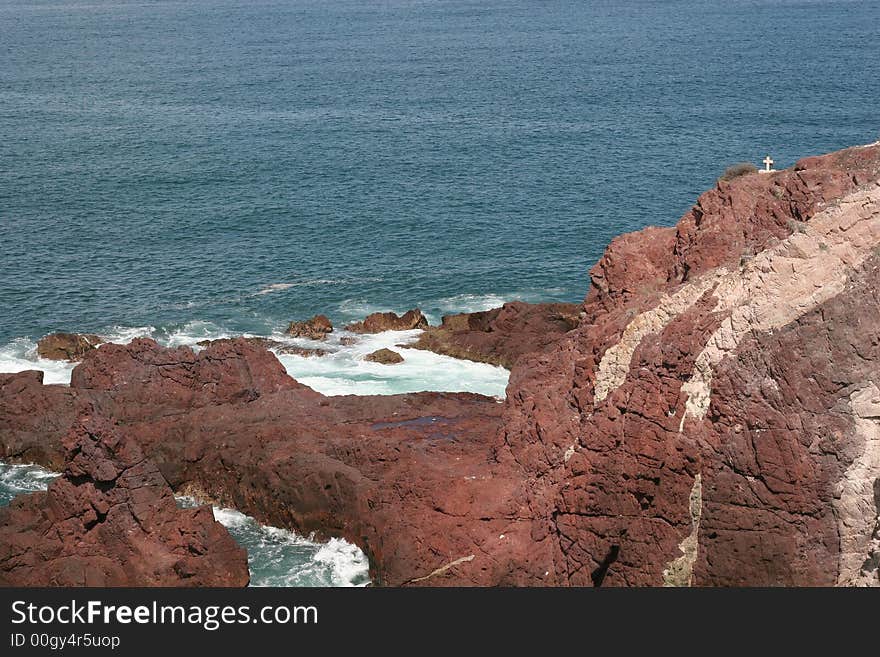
top-left (0, 416), bottom-right (249, 586)
top-left (285, 315), bottom-right (333, 340)
top-left (365, 348), bottom-right (404, 364)
top-left (36, 332), bottom-right (103, 361)
top-left (345, 309), bottom-right (428, 333)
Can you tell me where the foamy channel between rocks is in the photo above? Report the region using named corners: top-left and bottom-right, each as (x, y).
top-left (0, 463), bottom-right (370, 587)
top-left (0, 324), bottom-right (510, 398)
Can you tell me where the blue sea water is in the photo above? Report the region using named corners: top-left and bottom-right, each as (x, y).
top-left (1, 0), bottom-right (879, 585)
top-left (2, 0), bottom-right (878, 346)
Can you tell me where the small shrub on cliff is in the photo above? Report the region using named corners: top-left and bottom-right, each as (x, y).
top-left (719, 162), bottom-right (758, 182)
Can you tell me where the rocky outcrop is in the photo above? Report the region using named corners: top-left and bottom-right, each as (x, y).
top-left (498, 141), bottom-right (880, 586)
top-left (0, 340), bottom-right (509, 586)
top-left (0, 416), bottom-right (248, 586)
top-left (37, 333), bottom-right (103, 361)
top-left (285, 315), bottom-right (333, 340)
top-left (346, 309), bottom-right (428, 333)
top-left (410, 302), bottom-right (579, 368)
top-left (365, 348), bottom-right (404, 364)
top-left (3, 142), bottom-right (880, 587)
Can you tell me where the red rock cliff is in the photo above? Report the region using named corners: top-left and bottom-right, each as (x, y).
top-left (498, 141), bottom-right (880, 585)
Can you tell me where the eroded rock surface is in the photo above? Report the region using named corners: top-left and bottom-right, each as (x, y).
top-left (0, 417), bottom-right (248, 586)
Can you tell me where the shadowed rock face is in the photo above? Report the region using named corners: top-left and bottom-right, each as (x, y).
top-left (2, 143), bottom-right (880, 586)
top-left (0, 416), bottom-right (249, 587)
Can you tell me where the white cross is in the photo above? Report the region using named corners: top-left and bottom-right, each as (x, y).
top-left (763, 155), bottom-right (774, 172)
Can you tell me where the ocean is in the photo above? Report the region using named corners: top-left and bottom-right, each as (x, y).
top-left (1, 0), bottom-right (878, 584)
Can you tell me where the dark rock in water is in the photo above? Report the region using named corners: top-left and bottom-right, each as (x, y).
top-left (365, 348), bottom-right (404, 364)
top-left (410, 302), bottom-right (579, 368)
top-left (339, 336), bottom-right (360, 346)
top-left (197, 336), bottom-right (284, 350)
top-left (196, 337), bottom-right (328, 358)
top-left (275, 345), bottom-right (329, 358)
top-left (285, 315), bottom-right (333, 340)
top-left (36, 332), bottom-right (103, 361)
top-left (0, 416), bottom-right (249, 587)
top-left (346, 309), bottom-right (428, 333)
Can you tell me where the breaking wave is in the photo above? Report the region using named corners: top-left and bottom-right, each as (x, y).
top-left (0, 463), bottom-right (370, 587)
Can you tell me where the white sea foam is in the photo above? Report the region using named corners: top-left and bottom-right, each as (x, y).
top-left (336, 298), bottom-right (385, 319)
top-left (313, 539), bottom-right (372, 587)
top-left (176, 496), bottom-right (370, 587)
top-left (102, 325), bottom-right (157, 343)
top-left (271, 329), bottom-right (509, 397)
top-left (432, 292), bottom-right (510, 314)
top-left (255, 283), bottom-right (297, 295)
top-left (0, 462), bottom-right (59, 505)
top-left (161, 320), bottom-right (236, 347)
top-left (0, 291), bottom-right (518, 398)
top-left (0, 338), bottom-right (77, 385)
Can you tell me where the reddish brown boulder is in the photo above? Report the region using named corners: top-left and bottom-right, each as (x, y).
top-left (37, 332), bottom-right (103, 361)
top-left (365, 348), bottom-right (404, 364)
top-left (410, 301), bottom-right (579, 368)
top-left (346, 309), bottom-right (428, 333)
top-left (70, 337), bottom-right (304, 408)
top-left (285, 315), bottom-right (333, 340)
top-left (0, 416), bottom-right (248, 586)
